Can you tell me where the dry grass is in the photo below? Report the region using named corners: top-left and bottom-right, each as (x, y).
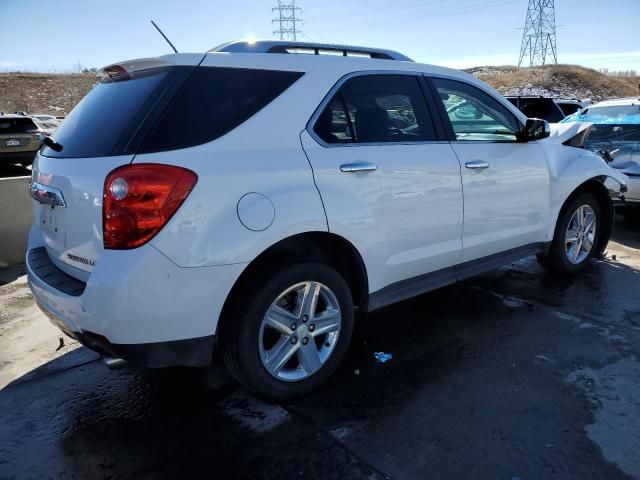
top-left (467, 64), bottom-right (640, 100)
top-left (0, 73), bottom-right (94, 116)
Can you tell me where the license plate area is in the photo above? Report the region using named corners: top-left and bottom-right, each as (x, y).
top-left (41, 204), bottom-right (63, 241)
top-left (5, 138), bottom-right (21, 147)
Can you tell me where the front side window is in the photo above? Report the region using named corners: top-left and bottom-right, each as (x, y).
top-left (313, 74), bottom-right (436, 144)
top-left (433, 78), bottom-right (521, 142)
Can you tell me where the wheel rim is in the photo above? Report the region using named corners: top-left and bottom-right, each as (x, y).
top-left (259, 281), bottom-right (342, 382)
top-left (565, 204), bottom-right (597, 264)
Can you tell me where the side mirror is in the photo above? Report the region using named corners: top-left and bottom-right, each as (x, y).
top-left (519, 118), bottom-right (550, 142)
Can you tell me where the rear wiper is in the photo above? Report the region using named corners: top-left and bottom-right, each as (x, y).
top-left (42, 136), bottom-right (63, 152)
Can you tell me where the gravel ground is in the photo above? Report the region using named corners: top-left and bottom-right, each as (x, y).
top-left (0, 217), bottom-right (639, 480)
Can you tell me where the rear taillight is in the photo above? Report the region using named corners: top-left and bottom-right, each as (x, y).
top-left (103, 164), bottom-right (197, 249)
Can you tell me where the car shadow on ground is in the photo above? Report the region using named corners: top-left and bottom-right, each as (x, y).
top-left (2, 255), bottom-right (638, 479)
top-left (0, 164), bottom-right (31, 178)
top-left (0, 263), bottom-right (26, 287)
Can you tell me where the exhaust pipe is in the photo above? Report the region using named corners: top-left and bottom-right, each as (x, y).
top-left (102, 355), bottom-right (128, 370)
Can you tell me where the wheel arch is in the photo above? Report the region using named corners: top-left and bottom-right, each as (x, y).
top-left (216, 231), bottom-right (369, 336)
top-left (549, 176), bottom-right (613, 257)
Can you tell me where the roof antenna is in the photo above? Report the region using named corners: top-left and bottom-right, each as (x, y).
top-left (150, 20), bottom-right (178, 54)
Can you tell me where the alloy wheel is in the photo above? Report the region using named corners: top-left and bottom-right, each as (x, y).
top-left (565, 204), bottom-right (597, 264)
top-left (259, 281), bottom-right (342, 382)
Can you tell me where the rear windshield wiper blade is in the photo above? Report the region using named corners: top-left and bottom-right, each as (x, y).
top-left (42, 136), bottom-right (63, 152)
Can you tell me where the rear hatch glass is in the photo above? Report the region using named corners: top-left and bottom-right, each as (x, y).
top-left (41, 67), bottom-right (192, 158)
top-left (0, 117), bottom-right (38, 134)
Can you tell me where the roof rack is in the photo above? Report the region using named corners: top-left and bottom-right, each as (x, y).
top-left (209, 40), bottom-right (413, 62)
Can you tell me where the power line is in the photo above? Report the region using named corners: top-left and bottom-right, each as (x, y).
top-left (307, 0), bottom-right (520, 33)
top-left (272, 1), bottom-right (303, 41)
top-left (518, 0), bottom-right (558, 67)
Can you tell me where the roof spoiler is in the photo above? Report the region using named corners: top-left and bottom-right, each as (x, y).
top-left (96, 53), bottom-right (206, 81)
top-left (97, 58), bottom-right (175, 81)
top-left (209, 40), bottom-right (413, 62)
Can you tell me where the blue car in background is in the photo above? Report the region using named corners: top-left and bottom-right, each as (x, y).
top-left (562, 98), bottom-right (640, 216)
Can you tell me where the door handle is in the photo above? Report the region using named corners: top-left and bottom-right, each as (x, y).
top-left (340, 162), bottom-right (377, 173)
top-left (465, 160), bottom-right (490, 170)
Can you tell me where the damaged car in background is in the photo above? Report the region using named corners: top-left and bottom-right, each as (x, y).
top-left (562, 97), bottom-right (640, 219)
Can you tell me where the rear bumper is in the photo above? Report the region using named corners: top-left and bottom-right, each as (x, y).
top-left (38, 299), bottom-right (214, 367)
top-left (26, 238), bottom-right (246, 368)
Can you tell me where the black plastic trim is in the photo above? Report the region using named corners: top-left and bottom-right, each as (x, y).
top-left (27, 247), bottom-right (86, 296)
top-left (77, 331), bottom-right (214, 368)
top-left (368, 242), bottom-right (546, 312)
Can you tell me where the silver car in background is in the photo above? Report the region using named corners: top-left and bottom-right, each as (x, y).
top-left (562, 97), bottom-right (640, 213)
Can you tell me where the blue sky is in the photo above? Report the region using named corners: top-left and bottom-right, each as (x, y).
top-left (1, 0), bottom-right (639, 72)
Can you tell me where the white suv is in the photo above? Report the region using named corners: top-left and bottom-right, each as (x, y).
top-left (27, 41), bottom-right (627, 400)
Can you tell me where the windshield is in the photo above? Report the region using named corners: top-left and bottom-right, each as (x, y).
top-left (562, 103), bottom-right (640, 124)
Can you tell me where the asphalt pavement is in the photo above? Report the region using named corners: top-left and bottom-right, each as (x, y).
top-left (0, 218), bottom-right (639, 479)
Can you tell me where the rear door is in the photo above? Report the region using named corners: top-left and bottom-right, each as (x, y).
top-left (301, 73), bottom-right (463, 299)
top-left (429, 77), bottom-right (550, 263)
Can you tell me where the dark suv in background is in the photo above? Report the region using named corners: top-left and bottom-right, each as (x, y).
top-left (0, 114), bottom-right (42, 166)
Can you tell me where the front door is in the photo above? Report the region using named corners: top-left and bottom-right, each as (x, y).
top-left (429, 77), bottom-right (550, 263)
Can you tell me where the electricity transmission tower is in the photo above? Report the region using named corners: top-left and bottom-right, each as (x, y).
top-left (272, 1), bottom-right (303, 41)
top-left (518, 0), bottom-right (558, 67)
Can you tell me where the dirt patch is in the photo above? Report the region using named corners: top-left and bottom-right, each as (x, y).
top-left (467, 64), bottom-right (640, 100)
top-left (0, 73), bottom-right (94, 116)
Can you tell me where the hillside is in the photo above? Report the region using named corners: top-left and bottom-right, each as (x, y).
top-left (467, 64), bottom-right (639, 101)
top-left (0, 73), bottom-right (94, 116)
top-left (0, 65), bottom-right (638, 117)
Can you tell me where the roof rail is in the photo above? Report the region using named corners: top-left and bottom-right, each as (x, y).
top-left (209, 40), bottom-right (413, 62)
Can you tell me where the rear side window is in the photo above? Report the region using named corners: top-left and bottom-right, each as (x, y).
top-left (140, 67), bottom-right (304, 153)
top-left (314, 74), bottom-right (436, 144)
top-left (0, 117), bottom-right (38, 134)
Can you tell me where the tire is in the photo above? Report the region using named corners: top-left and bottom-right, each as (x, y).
top-left (538, 193), bottom-right (604, 274)
top-left (218, 262), bottom-right (354, 402)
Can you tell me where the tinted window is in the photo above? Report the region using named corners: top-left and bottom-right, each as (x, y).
top-left (140, 67), bottom-right (304, 153)
top-left (557, 102), bottom-right (582, 116)
top-left (314, 97), bottom-right (354, 143)
top-left (519, 98), bottom-right (564, 122)
top-left (0, 117), bottom-right (38, 134)
top-left (433, 78), bottom-right (520, 142)
top-left (42, 68), bottom-right (177, 158)
top-left (314, 75), bottom-right (436, 144)
top-left (506, 98), bottom-right (518, 108)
